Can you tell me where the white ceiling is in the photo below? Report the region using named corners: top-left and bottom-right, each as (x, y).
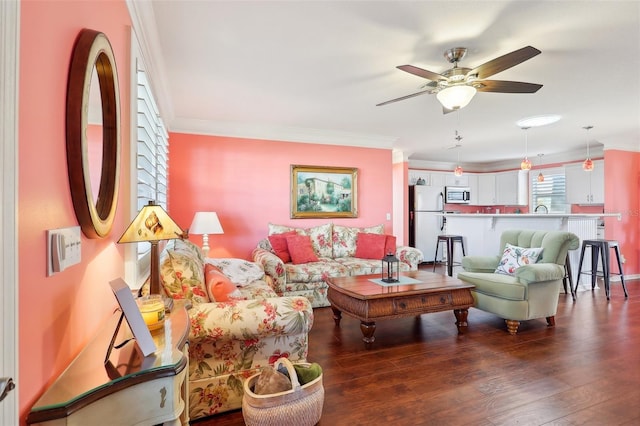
top-left (130, 0), bottom-right (640, 171)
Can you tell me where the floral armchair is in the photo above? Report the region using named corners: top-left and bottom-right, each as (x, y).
top-left (155, 239), bottom-right (314, 420)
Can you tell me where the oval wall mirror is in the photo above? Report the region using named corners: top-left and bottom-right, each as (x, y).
top-left (66, 29), bottom-right (120, 238)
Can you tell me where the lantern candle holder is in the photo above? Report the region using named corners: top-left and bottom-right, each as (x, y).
top-left (381, 253), bottom-right (400, 283)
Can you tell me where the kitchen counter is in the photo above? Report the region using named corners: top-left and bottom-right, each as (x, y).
top-left (440, 213), bottom-right (620, 218)
top-left (441, 212), bottom-right (621, 290)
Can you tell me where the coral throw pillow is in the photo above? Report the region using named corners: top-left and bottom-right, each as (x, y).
top-left (285, 234), bottom-right (319, 265)
top-left (354, 232), bottom-right (387, 259)
top-left (495, 243), bottom-right (544, 276)
top-left (205, 264), bottom-right (242, 302)
top-left (268, 231), bottom-right (298, 263)
top-left (384, 235), bottom-right (397, 255)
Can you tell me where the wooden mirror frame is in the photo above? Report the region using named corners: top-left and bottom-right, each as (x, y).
top-left (66, 29), bottom-right (120, 238)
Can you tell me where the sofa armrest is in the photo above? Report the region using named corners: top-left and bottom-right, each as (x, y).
top-left (397, 246), bottom-right (424, 270)
top-left (516, 263), bottom-right (565, 284)
top-left (188, 296), bottom-right (313, 342)
top-left (252, 247), bottom-right (286, 293)
top-left (461, 255), bottom-right (501, 273)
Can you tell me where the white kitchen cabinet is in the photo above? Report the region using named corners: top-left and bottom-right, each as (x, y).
top-left (495, 170), bottom-right (525, 205)
top-left (467, 174), bottom-right (479, 205)
top-left (445, 173), bottom-right (469, 187)
top-left (408, 170), bottom-right (446, 187)
top-left (472, 171), bottom-right (526, 206)
top-left (477, 173), bottom-right (496, 205)
top-left (565, 160), bottom-right (604, 204)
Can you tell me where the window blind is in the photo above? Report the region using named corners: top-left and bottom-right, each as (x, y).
top-left (530, 167), bottom-right (569, 213)
top-left (133, 67), bottom-right (169, 279)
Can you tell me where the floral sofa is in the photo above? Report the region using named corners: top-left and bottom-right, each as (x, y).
top-left (153, 239), bottom-right (314, 420)
top-left (252, 223), bottom-right (424, 307)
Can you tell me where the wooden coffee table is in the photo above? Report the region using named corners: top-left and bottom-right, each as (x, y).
top-left (327, 270), bottom-right (475, 348)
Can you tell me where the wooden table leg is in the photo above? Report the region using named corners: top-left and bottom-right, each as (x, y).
top-left (331, 306), bottom-right (342, 326)
top-left (360, 321), bottom-right (376, 348)
top-left (453, 308), bottom-right (469, 334)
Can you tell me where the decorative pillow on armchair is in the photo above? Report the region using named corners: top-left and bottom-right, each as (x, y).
top-left (206, 258), bottom-right (265, 286)
top-left (495, 243), bottom-right (544, 276)
top-left (160, 250), bottom-right (209, 304)
top-left (205, 264), bottom-right (243, 302)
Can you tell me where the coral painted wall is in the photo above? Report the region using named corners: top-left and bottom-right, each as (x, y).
top-left (168, 133), bottom-right (394, 258)
top-left (18, 1), bottom-right (131, 421)
top-left (604, 150), bottom-right (640, 275)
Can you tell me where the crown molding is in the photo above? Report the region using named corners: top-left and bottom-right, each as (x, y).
top-left (170, 118), bottom-right (398, 149)
top-left (126, 0), bottom-right (174, 123)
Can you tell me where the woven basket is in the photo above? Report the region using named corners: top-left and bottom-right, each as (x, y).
top-left (242, 357), bottom-right (324, 426)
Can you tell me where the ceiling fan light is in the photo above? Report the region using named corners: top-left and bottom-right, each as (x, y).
top-left (454, 165), bottom-right (463, 176)
top-left (436, 85), bottom-right (476, 110)
top-left (537, 172), bottom-right (545, 182)
top-left (583, 158), bottom-right (594, 171)
top-left (520, 157), bottom-right (532, 170)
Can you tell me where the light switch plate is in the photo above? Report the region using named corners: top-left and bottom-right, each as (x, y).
top-left (47, 226), bottom-right (81, 276)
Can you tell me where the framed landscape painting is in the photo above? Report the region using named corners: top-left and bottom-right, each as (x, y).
top-left (291, 165), bottom-right (358, 218)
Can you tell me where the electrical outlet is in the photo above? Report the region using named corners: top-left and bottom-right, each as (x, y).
top-left (386, 213), bottom-right (391, 220)
top-left (47, 226), bottom-right (81, 276)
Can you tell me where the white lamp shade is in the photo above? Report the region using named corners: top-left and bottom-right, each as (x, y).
top-left (436, 85), bottom-right (477, 110)
top-left (190, 212), bottom-right (224, 235)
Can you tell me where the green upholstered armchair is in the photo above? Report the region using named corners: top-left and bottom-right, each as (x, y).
top-left (457, 229), bottom-right (579, 335)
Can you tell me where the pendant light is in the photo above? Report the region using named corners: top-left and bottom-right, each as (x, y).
top-left (582, 125), bottom-right (594, 171)
top-left (520, 126), bottom-right (531, 170)
top-left (536, 154), bottom-right (545, 182)
top-left (454, 146), bottom-right (463, 176)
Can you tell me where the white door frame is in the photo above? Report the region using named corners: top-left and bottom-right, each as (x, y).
top-left (1, 0), bottom-right (19, 424)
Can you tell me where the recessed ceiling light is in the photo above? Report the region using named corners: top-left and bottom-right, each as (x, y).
top-left (516, 115), bottom-right (562, 128)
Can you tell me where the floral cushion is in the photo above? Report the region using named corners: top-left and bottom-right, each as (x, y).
top-left (171, 238), bottom-right (206, 264)
top-left (495, 243), bottom-right (544, 276)
top-left (160, 249), bottom-right (209, 304)
top-left (332, 224), bottom-right (384, 258)
top-left (206, 258), bottom-right (265, 286)
top-left (268, 223), bottom-right (333, 258)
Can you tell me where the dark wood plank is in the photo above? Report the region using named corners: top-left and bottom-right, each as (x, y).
top-left (192, 266), bottom-right (639, 426)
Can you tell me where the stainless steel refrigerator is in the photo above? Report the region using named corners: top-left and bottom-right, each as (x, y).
top-left (409, 185), bottom-right (445, 263)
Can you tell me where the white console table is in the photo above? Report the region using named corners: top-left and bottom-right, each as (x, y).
top-left (27, 302), bottom-right (190, 425)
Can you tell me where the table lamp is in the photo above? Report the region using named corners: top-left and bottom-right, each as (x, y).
top-left (189, 212), bottom-right (224, 258)
top-left (118, 201), bottom-right (184, 295)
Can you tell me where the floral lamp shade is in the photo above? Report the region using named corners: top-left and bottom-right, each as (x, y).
top-left (118, 201), bottom-right (184, 294)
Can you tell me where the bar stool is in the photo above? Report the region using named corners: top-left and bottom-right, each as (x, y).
top-left (433, 235), bottom-right (466, 277)
top-left (563, 253), bottom-right (575, 300)
top-left (574, 239), bottom-right (628, 300)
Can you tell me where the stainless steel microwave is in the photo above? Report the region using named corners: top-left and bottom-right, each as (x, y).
top-left (445, 186), bottom-right (471, 204)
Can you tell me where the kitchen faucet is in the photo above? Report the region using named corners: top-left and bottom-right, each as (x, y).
top-left (534, 204), bottom-right (548, 213)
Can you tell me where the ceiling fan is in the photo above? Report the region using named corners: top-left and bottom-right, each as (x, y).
top-left (377, 46), bottom-right (543, 112)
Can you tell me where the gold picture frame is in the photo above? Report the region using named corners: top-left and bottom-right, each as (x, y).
top-left (291, 165), bottom-right (358, 218)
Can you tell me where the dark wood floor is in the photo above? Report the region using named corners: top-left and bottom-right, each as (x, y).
top-left (193, 268), bottom-right (639, 426)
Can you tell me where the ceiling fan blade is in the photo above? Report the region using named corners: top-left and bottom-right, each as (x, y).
top-left (397, 65), bottom-right (447, 81)
top-left (376, 90), bottom-right (432, 106)
top-left (476, 80), bottom-right (543, 93)
top-left (468, 46), bottom-right (541, 79)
